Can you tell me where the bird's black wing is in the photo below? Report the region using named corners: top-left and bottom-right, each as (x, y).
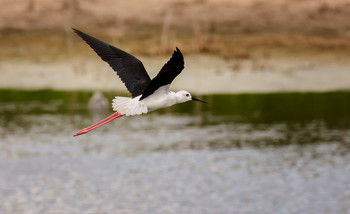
top-left (73, 28), bottom-right (151, 97)
top-left (140, 47), bottom-right (184, 100)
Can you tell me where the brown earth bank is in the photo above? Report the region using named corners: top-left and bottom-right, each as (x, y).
top-left (1, 0), bottom-right (350, 93)
top-left (1, 0), bottom-right (350, 58)
top-left (1, 0), bottom-right (350, 34)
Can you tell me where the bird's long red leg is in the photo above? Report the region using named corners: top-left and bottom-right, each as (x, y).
top-left (74, 112), bottom-right (123, 136)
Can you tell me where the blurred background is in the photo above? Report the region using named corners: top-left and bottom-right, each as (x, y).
top-left (0, 0), bottom-right (350, 213)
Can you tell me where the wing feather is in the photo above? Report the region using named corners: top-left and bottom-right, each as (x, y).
top-left (140, 47), bottom-right (184, 100)
top-left (73, 28), bottom-right (151, 97)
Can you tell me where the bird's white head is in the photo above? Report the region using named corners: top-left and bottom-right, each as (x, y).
top-left (175, 90), bottom-right (207, 104)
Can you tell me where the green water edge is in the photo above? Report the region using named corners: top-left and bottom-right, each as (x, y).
top-left (1, 89), bottom-right (350, 149)
top-left (1, 89), bottom-right (350, 126)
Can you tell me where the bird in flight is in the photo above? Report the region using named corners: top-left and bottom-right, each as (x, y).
top-left (73, 28), bottom-right (207, 136)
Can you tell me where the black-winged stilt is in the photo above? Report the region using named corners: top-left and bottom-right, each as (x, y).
top-left (73, 28), bottom-right (207, 136)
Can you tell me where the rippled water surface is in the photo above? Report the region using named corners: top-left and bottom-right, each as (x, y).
top-left (0, 90), bottom-right (350, 214)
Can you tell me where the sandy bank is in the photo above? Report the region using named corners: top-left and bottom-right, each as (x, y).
top-left (1, 53), bottom-right (350, 94)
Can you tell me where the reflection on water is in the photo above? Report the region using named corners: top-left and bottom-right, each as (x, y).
top-left (0, 90), bottom-right (350, 214)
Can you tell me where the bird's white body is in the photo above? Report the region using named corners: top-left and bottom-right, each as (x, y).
top-left (112, 85), bottom-right (192, 116)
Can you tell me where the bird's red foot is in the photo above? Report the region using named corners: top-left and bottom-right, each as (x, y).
top-left (74, 128), bottom-right (89, 136)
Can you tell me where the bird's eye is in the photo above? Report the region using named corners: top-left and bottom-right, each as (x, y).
top-left (186, 94), bottom-right (189, 97)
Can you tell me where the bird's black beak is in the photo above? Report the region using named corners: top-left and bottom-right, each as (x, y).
top-left (192, 97), bottom-right (207, 104)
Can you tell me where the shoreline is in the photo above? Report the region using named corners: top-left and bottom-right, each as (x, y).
top-left (1, 53), bottom-right (350, 94)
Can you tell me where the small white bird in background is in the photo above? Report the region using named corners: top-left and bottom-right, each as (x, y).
top-left (73, 28), bottom-right (207, 136)
top-left (88, 91), bottom-right (108, 119)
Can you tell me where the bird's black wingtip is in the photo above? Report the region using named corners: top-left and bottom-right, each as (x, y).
top-left (174, 47), bottom-right (183, 59)
top-left (72, 28), bottom-right (89, 41)
top-left (72, 28), bottom-right (87, 38)
top-left (72, 28), bottom-right (82, 35)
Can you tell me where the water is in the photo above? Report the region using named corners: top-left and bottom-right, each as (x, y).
top-left (0, 90), bottom-right (350, 214)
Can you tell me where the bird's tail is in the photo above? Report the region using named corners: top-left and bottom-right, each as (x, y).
top-left (112, 96), bottom-right (147, 116)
